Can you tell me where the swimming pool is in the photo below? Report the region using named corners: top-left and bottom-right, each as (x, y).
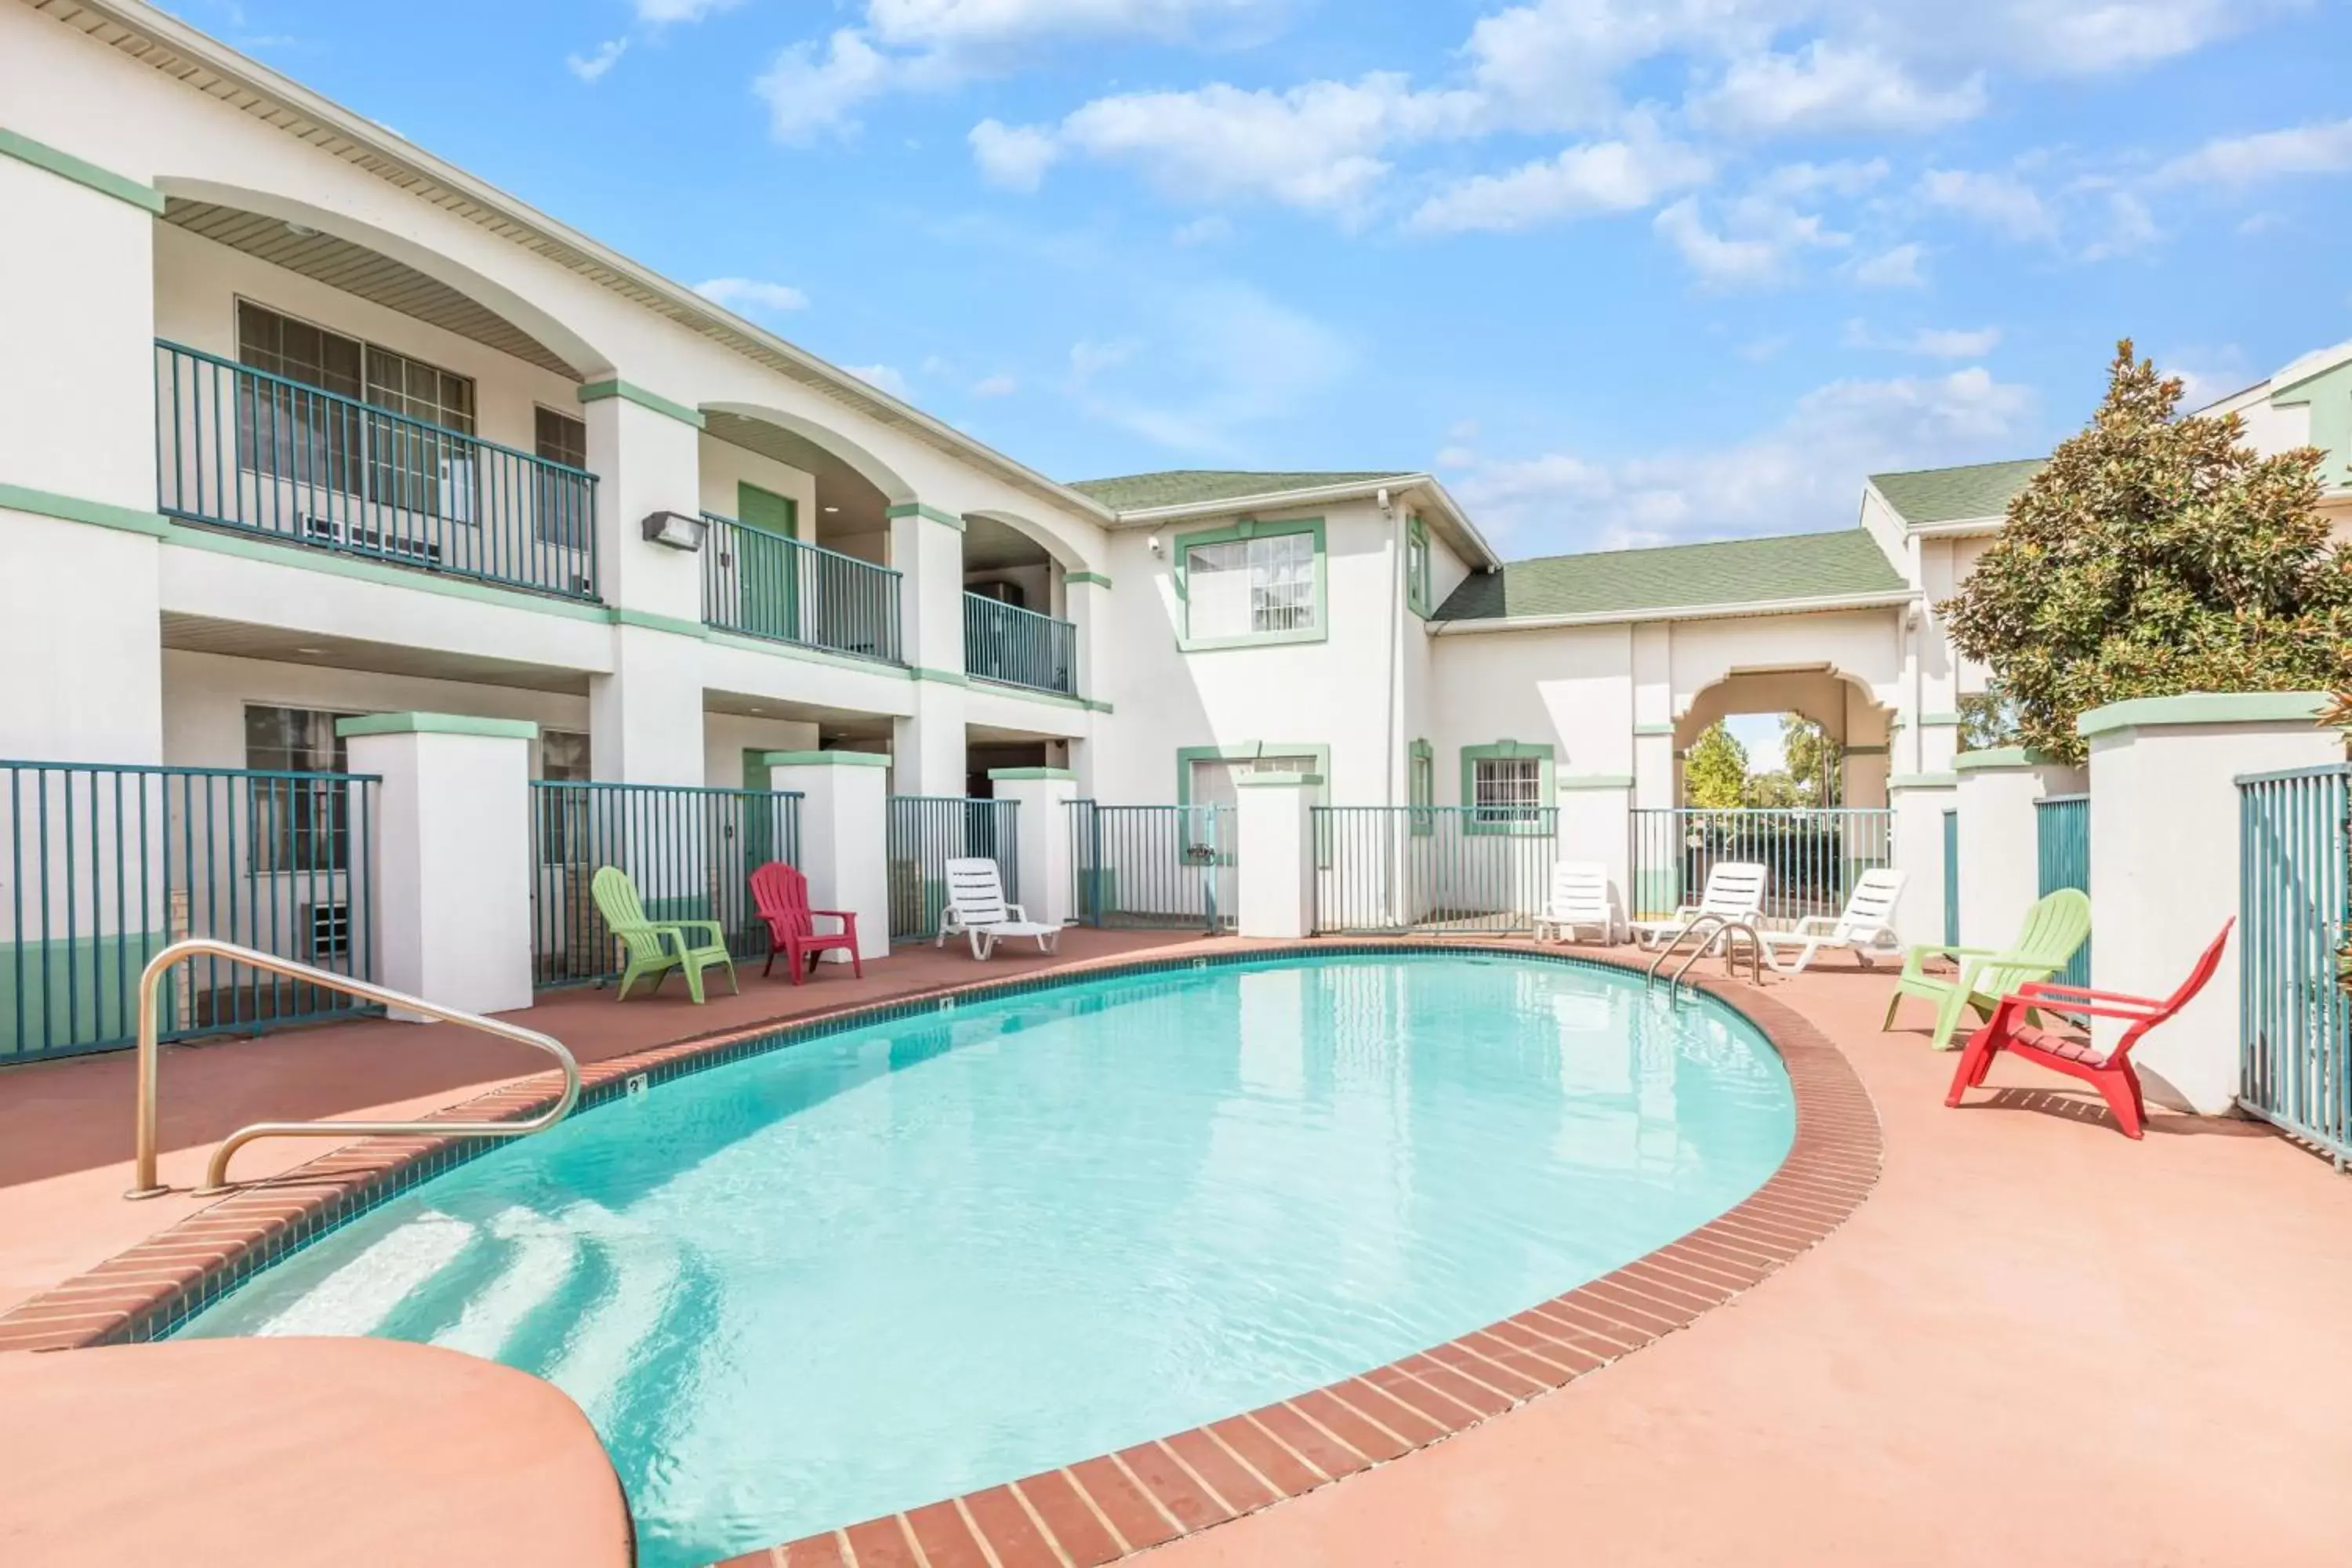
top-left (176, 951), bottom-right (1795, 1567)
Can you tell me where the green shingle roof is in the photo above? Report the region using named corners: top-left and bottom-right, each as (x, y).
top-left (1067, 469), bottom-right (1413, 510)
top-left (1867, 458), bottom-right (2044, 526)
top-left (1431, 529), bottom-right (1905, 622)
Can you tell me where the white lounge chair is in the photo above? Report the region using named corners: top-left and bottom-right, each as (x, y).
top-left (937, 857), bottom-right (1061, 960)
top-left (1757, 869), bottom-right (1907, 975)
top-left (1628, 860), bottom-right (1768, 949)
top-left (1532, 861), bottom-right (1620, 945)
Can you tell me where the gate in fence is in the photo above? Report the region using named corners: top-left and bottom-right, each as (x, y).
top-left (2237, 763), bottom-right (2350, 1167)
top-left (1630, 807), bottom-right (1895, 927)
top-left (887, 796), bottom-right (1020, 941)
top-left (2035, 793), bottom-right (2091, 989)
top-left (1066, 800), bottom-right (1233, 931)
top-left (528, 780), bottom-right (802, 986)
top-left (1313, 805), bottom-right (1559, 934)
top-left (2, 759), bottom-right (379, 1061)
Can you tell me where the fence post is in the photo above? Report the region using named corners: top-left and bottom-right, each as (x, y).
top-left (1952, 748), bottom-right (2085, 949)
top-left (1236, 771), bottom-right (1317, 939)
top-left (764, 751), bottom-right (891, 962)
top-left (2083, 692), bottom-right (2339, 1113)
top-left (338, 713), bottom-right (535, 1017)
top-left (1887, 773), bottom-right (1960, 946)
top-left (989, 769), bottom-right (1074, 927)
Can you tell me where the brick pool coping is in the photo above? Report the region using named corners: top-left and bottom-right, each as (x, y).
top-left (0, 939), bottom-right (1882, 1568)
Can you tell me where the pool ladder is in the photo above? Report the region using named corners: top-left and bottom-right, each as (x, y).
top-left (125, 937), bottom-right (579, 1200)
top-left (1644, 913), bottom-right (1766, 997)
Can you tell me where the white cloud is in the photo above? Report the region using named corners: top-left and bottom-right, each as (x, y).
top-left (845, 363), bottom-right (912, 398)
top-left (1849, 241), bottom-right (1927, 287)
top-left (1918, 168), bottom-right (2056, 242)
top-left (1409, 130), bottom-right (1711, 234)
top-left (1171, 214), bottom-right (1235, 245)
top-left (756, 30), bottom-right (901, 144)
top-left (2157, 117), bottom-right (2352, 185)
top-left (969, 118), bottom-right (1062, 191)
top-left (971, 373), bottom-right (1019, 397)
top-left (693, 277), bottom-right (811, 314)
top-left (1845, 320), bottom-right (2002, 358)
top-left (565, 38), bottom-right (628, 83)
top-left (866, 0), bottom-right (1276, 55)
top-left (1755, 158), bottom-right (1889, 198)
top-left (2078, 189), bottom-right (2158, 260)
top-left (1696, 42), bottom-right (1985, 136)
top-left (1653, 192), bottom-right (1844, 288)
top-left (1065, 283), bottom-right (1351, 454)
top-left (635, 0), bottom-right (741, 21)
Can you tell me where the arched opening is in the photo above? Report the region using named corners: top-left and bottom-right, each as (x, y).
top-left (1675, 664), bottom-right (1893, 809)
top-left (960, 510), bottom-right (1078, 697)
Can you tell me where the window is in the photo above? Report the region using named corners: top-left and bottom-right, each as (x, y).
top-left (1408, 739), bottom-right (1435, 837)
top-left (535, 408), bottom-right (587, 468)
top-left (1178, 521), bottom-right (1322, 647)
top-left (243, 705), bottom-right (357, 872)
top-left (1406, 515), bottom-right (1432, 617)
top-left (534, 408), bottom-right (592, 550)
top-left (537, 729), bottom-right (592, 866)
top-left (1461, 742), bottom-right (1555, 836)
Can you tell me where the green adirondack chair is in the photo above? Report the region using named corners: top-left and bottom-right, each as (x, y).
top-left (1883, 887), bottom-right (2092, 1051)
top-left (590, 865), bottom-right (739, 1004)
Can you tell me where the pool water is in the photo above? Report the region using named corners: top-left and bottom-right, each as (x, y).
top-left (177, 953), bottom-right (1794, 1567)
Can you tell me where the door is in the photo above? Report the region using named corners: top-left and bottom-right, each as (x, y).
top-left (737, 482), bottom-right (799, 641)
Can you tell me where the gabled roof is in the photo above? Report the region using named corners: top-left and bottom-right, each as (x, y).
top-left (1068, 470), bottom-right (1414, 511)
top-left (1431, 529), bottom-right (1906, 623)
top-left (1867, 459), bottom-right (2045, 527)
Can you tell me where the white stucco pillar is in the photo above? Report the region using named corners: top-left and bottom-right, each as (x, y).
top-left (1556, 775), bottom-right (1634, 924)
top-left (2084, 693), bottom-right (2340, 1115)
top-left (1952, 748), bottom-right (2085, 949)
top-left (1888, 772), bottom-right (1958, 946)
top-left (892, 690), bottom-right (969, 797)
top-left (1235, 771), bottom-right (1316, 940)
top-left (589, 626), bottom-right (706, 786)
top-left (339, 714), bottom-right (536, 1017)
top-left (581, 384), bottom-right (704, 620)
top-left (765, 750), bottom-right (891, 961)
top-left (1841, 746), bottom-right (1891, 809)
top-left (890, 505), bottom-right (971, 795)
top-left (1063, 572), bottom-right (1110, 708)
top-left (989, 768), bottom-right (1076, 927)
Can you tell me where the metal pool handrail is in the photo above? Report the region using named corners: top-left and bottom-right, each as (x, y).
top-left (1646, 913), bottom-right (1766, 993)
top-left (126, 938), bottom-right (580, 1200)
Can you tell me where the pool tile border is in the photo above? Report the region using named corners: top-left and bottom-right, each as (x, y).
top-left (0, 939), bottom-right (1882, 1568)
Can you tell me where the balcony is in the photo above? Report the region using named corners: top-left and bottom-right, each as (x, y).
top-left (154, 341), bottom-right (601, 601)
top-left (700, 510), bottom-right (903, 664)
top-left (964, 592), bottom-right (1077, 696)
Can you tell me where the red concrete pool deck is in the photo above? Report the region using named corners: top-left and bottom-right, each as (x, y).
top-left (2, 934), bottom-right (2348, 1566)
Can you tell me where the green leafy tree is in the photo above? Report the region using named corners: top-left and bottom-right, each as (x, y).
top-left (1684, 722), bottom-right (1749, 808)
top-left (1942, 340), bottom-right (2352, 764)
top-left (1744, 768), bottom-right (1803, 808)
top-left (1780, 713), bottom-right (1842, 804)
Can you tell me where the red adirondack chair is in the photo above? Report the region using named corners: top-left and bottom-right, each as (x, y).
top-left (749, 861), bottom-right (862, 985)
top-left (1945, 920), bottom-right (2234, 1139)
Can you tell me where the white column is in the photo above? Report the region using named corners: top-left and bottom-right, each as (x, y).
top-left (339, 714), bottom-right (536, 1017)
top-left (989, 768), bottom-right (1077, 927)
top-left (2084, 693), bottom-right (2339, 1114)
top-left (889, 504), bottom-right (971, 795)
top-left (583, 385), bottom-right (708, 785)
top-left (1556, 778), bottom-right (1633, 924)
top-left (766, 750), bottom-right (891, 961)
top-left (1952, 749), bottom-right (2085, 948)
top-left (1888, 774), bottom-right (1958, 947)
top-left (1236, 771), bottom-right (1316, 940)
top-left (891, 690), bottom-right (968, 797)
top-left (590, 626), bottom-right (706, 785)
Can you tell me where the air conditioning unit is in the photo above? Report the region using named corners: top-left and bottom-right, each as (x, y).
top-left (967, 579), bottom-right (1025, 608)
top-left (304, 901), bottom-right (353, 962)
top-left (438, 455), bottom-right (477, 525)
top-left (302, 514), bottom-right (444, 567)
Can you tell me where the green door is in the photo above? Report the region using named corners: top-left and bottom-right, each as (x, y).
top-left (737, 482), bottom-right (798, 641)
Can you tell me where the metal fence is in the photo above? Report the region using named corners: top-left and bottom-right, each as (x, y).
top-left (2237, 764), bottom-right (2350, 1167)
top-left (1313, 806), bottom-right (1559, 934)
top-left (154, 341), bottom-right (600, 602)
top-left (528, 781), bottom-right (803, 986)
top-left (1630, 808), bottom-right (1895, 926)
top-left (964, 593), bottom-right (1077, 695)
top-left (2035, 793), bottom-right (2091, 988)
top-left (1942, 808), bottom-right (1960, 947)
top-left (887, 796), bottom-right (1020, 941)
top-left (1067, 801), bottom-right (1234, 931)
top-left (2, 760), bottom-right (379, 1062)
top-left (700, 511), bottom-right (902, 664)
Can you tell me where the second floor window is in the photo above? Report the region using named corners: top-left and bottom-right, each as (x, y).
top-left (534, 408), bottom-right (593, 549)
top-left (1185, 530), bottom-right (1315, 640)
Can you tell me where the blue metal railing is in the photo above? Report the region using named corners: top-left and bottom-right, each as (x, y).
top-left (2035, 793), bottom-right (2090, 989)
top-left (1630, 808), bottom-right (1896, 926)
top-left (2, 759), bottom-right (379, 1062)
top-left (2237, 763), bottom-right (2350, 1167)
top-left (1068, 800), bottom-right (1232, 931)
top-left (701, 511), bottom-right (902, 664)
top-left (154, 341), bottom-right (600, 601)
top-left (964, 593), bottom-right (1076, 695)
top-left (1942, 808), bottom-right (1960, 947)
top-left (1316, 805), bottom-right (1558, 933)
top-left (887, 796), bottom-right (1020, 940)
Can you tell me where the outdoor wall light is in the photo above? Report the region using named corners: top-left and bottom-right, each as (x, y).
top-left (1148, 533), bottom-right (1163, 557)
top-left (641, 510), bottom-right (708, 551)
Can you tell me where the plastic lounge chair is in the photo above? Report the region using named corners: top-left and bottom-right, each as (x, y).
top-left (1628, 860), bottom-right (1767, 949)
top-left (1757, 868), bottom-right (1908, 975)
top-left (749, 861), bottom-right (862, 985)
top-left (1532, 862), bottom-right (1619, 944)
top-left (937, 857), bottom-right (1059, 960)
top-left (1947, 920), bottom-right (2233, 1138)
top-left (590, 864), bottom-right (739, 1004)
top-left (1882, 887), bottom-right (2090, 1051)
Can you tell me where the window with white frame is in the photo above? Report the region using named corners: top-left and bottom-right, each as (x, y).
top-left (533, 407), bottom-right (593, 550)
top-left (1184, 529), bottom-right (1316, 641)
top-left (1472, 756), bottom-right (1544, 824)
top-left (243, 705), bottom-right (358, 873)
top-left (1406, 517), bottom-right (1432, 615)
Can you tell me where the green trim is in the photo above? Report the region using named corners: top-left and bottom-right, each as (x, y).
top-left (988, 767), bottom-right (1076, 781)
top-left (2269, 359), bottom-right (2352, 484)
top-left (2076, 691), bottom-right (2330, 739)
top-left (911, 665), bottom-right (970, 687)
top-left (1175, 742), bottom-right (1331, 806)
top-left (0, 128), bottom-right (165, 215)
top-left (1555, 773), bottom-right (1635, 789)
top-left (1951, 746), bottom-right (2067, 772)
top-left (336, 712), bottom-right (539, 740)
top-left (1065, 572), bottom-right (1112, 589)
top-left (763, 750), bottom-right (890, 768)
top-left (0, 481), bottom-right (170, 537)
top-left (610, 606), bottom-right (710, 637)
top-left (1918, 712), bottom-right (1964, 727)
top-left (1632, 721), bottom-right (1674, 736)
top-left (1233, 771), bottom-right (1323, 788)
top-left (885, 502), bottom-right (966, 532)
top-left (1405, 513), bottom-right (1432, 619)
top-left (576, 379), bottom-right (706, 430)
top-left (1888, 772), bottom-right (1961, 789)
top-left (1460, 740), bottom-right (1557, 835)
top-left (1170, 516), bottom-right (1328, 652)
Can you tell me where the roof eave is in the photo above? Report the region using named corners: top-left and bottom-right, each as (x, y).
top-left (1428, 589), bottom-right (1918, 634)
top-left (1105, 474), bottom-right (1501, 568)
top-left (1907, 515), bottom-right (2006, 538)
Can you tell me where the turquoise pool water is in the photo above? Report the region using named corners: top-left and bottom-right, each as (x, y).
top-left (177, 953), bottom-right (1794, 1567)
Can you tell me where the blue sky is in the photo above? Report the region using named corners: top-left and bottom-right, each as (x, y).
top-left (178, 1), bottom-right (2350, 562)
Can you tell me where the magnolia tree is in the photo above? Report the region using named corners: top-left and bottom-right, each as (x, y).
top-left (1943, 341), bottom-right (2352, 764)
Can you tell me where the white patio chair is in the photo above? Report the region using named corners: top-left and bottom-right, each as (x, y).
top-left (937, 857), bottom-right (1061, 960)
top-left (1532, 861), bottom-right (1620, 945)
top-left (1756, 869), bottom-right (1907, 975)
top-left (1628, 860), bottom-right (1768, 949)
